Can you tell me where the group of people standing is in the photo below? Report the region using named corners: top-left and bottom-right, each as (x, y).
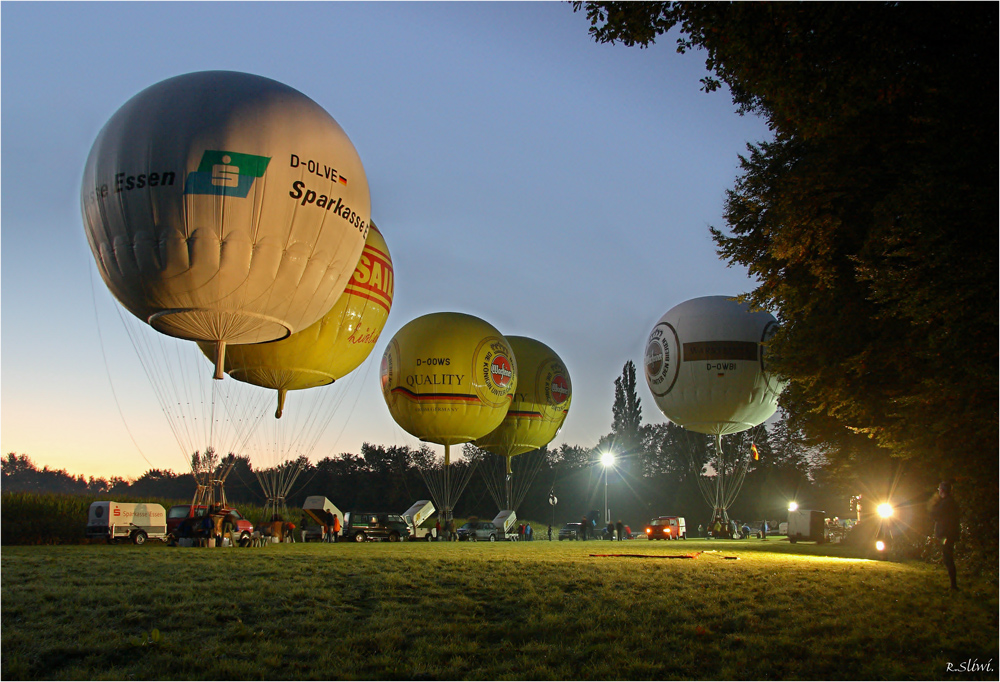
top-left (172, 505), bottom-right (242, 547)
top-left (575, 517), bottom-right (630, 540)
top-left (294, 510), bottom-right (340, 542)
top-left (323, 510), bottom-right (340, 542)
top-left (434, 518), bottom-right (458, 541)
top-left (603, 520), bottom-right (630, 541)
top-left (699, 517), bottom-right (769, 540)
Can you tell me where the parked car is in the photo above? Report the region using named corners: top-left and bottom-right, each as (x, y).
top-left (645, 516), bottom-right (687, 540)
top-left (558, 522), bottom-right (584, 540)
top-left (165, 504), bottom-right (254, 545)
top-left (457, 521), bottom-right (499, 542)
top-left (343, 512), bottom-right (411, 542)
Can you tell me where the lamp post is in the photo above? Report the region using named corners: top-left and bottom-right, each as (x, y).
top-left (600, 452), bottom-right (615, 525)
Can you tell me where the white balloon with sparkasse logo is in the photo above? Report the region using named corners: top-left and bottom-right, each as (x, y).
top-left (643, 296), bottom-right (785, 435)
top-left (81, 70), bottom-right (370, 378)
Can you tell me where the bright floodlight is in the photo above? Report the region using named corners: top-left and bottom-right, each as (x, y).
top-left (877, 503), bottom-right (894, 518)
top-left (601, 452), bottom-right (616, 467)
top-left (788, 501), bottom-right (799, 512)
top-left (875, 540), bottom-right (886, 552)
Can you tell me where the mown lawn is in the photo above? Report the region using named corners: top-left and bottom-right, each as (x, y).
top-left (2, 538), bottom-right (996, 680)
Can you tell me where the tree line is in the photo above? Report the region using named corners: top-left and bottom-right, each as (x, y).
top-left (1, 362), bottom-right (826, 530)
top-left (4, 359), bottom-right (986, 564)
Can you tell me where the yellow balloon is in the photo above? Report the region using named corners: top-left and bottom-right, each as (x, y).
top-left (474, 336), bottom-right (571, 464)
top-left (380, 313), bottom-right (517, 448)
top-left (199, 223), bottom-right (393, 416)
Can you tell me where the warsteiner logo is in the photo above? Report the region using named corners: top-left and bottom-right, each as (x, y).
top-left (473, 337), bottom-right (516, 408)
top-left (184, 150), bottom-right (271, 198)
top-left (490, 354), bottom-right (513, 388)
top-left (645, 340), bottom-right (664, 377)
top-left (645, 322), bottom-right (680, 397)
top-left (550, 374), bottom-right (570, 405)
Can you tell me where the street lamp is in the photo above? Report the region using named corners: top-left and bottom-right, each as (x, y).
top-left (600, 452), bottom-right (616, 525)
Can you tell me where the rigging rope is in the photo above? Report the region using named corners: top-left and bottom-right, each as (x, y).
top-left (477, 447), bottom-right (548, 512)
top-left (687, 423), bottom-right (766, 521)
top-left (417, 444), bottom-right (478, 520)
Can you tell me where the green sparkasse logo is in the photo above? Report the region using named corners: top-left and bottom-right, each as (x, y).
top-left (184, 150), bottom-right (271, 198)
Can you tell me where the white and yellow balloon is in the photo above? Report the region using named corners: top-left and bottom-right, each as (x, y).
top-left (380, 313), bottom-right (517, 519)
top-left (381, 313), bottom-right (517, 454)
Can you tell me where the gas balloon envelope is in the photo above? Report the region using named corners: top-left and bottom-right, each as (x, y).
top-left (82, 71), bottom-right (371, 378)
top-left (474, 335), bottom-right (571, 461)
top-left (643, 296), bottom-right (785, 435)
top-left (380, 312), bottom-right (517, 447)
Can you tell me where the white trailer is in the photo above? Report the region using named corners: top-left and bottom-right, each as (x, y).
top-left (493, 510), bottom-right (518, 540)
top-left (302, 496), bottom-right (344, 540)
top-left (86, 501), bottom-right (168, 545)
top-left (402, 500), bottom-right (437, 541)
top-left (787, 509), bottom-right (826, 543)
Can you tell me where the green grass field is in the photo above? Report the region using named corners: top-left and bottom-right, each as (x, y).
top-left (2, 538), bottom-right (996, 680)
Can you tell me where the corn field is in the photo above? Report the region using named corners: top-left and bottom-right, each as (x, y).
top-left (0, 492), bottom-right (273, 545)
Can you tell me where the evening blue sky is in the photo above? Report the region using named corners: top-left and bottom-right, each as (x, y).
top-left (1, 2), bottom-right (771, 479)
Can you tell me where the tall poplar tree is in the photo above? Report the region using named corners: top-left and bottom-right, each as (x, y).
top-left (611, 361), bottom-right (643, 473)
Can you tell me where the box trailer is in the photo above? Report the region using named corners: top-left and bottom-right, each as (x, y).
top-left (787, 509), bottom-right (826, 543)
top-left (401, 500), bottom-right (437, 541)
top-left (86, 501), bottom-right (168, 545)
top-left (303, 496), bottom-right (343, 526)
top-left (493, 510), bottom-right (518, 540)
top-left (302, 496), bottom-right (344, 540)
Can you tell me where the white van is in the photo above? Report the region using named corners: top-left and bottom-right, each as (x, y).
top-left (86, 501), bottom-right (168, 544)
